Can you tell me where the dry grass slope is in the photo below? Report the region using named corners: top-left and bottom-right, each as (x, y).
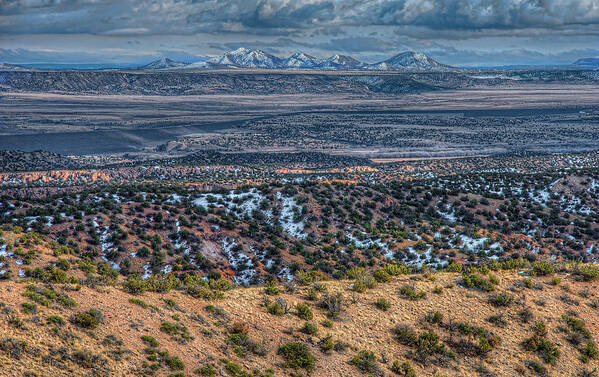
top-left (0, 235), bottom-right (598, 377)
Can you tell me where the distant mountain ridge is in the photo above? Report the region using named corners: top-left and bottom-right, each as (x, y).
top-left (137, 48), bottom-right (454, 71)
top-left (0, 62), bottom-right (28, 70)
top-left (574, 57), bottom-right (599, 69)
top-left (138, 57), bottom-right (190, 70)
top-left (204, 48), bottom-right (452, 71)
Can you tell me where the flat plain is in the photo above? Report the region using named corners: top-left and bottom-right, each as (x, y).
top-left (2, 82), bottom-right (599, 157)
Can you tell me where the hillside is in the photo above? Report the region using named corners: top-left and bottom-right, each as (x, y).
top-left (1, 230), bottom-right (599, 377)
top-left (0, 70), bottom-right (447, 95)
top-left (2, 169), bottom-right (599, 283)
top-left (0, 150), bottom-right (81, 172)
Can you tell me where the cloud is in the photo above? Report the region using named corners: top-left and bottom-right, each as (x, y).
top-left (2, 0), bottom-right (598, 36)
top-left (101, 28), bottom-right (151, 36)
top-left (1, 0), bottom-right (598, 66)
top-left (344, 0), bottom-right (599, 30)
top-left (313, 36), bottom-right (398, 53)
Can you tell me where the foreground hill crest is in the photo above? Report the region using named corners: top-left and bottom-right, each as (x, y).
top-left (0, 229), bottom-right (598, 377)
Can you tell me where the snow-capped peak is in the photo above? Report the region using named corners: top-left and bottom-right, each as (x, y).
top-left (375, 51), bottom-right (448, 71)
top-left (328, 54), bottom-right (359, 64)
top-left (139, 57), bottom-right (189, 70)
top-left (284, 52), bottom-right (322, 69)
top-left (317, 54), bottom-right (365, 70)
top-left (213, 48), bottom-right (283, 69)
top-left (202, 47), bottom-right (451, 71)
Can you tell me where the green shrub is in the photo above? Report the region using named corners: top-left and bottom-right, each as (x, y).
top-left (526, 359), bottom-right (548, 376)
top-left (489, 292), bottom-right (513, 307)
top-left (209, 278), bottom-right (233, 291)
top-left (462, 273), bottom-right (497, 292)
top-left (375, 298), bottom-right (391, 311)
top-left (580, 340), bottom-right (599, 363)
top-left (533, 320), bottom-right (547, 336)
top-left (181, 275), bottom-right (220, 300)
top-left (300, 322), bottom-right (318, 335)
top-left (352, 274), bottom-right (377, 293)
top-left (391, 360), bottom-right (416, 377)
top-left (160, 321), bottom-right (192, 342)
top-left (446, 262), bottom-right (463, 272)
top-left (374, 269), bottom-right (392, 283)
top-left (563, 314), bottom-right (591, 339)
top-left (306, 287), bottom-right (319, 301)
top-left (267, 301), bottom-right (284, 316)
top-left (195, 364), bottom-right (217, 376)
top-left (47, 315), bottom-right (64, 326)
top-left (350, 350), bottom-right (379, 374)
top-left (141, 335), bottom-right (159, 348)
top-left (575, 264), bottom-right (599, 282)
top-left (123, 275), bottom-right (147, 294)
top-left (0, 338), bottom-right (27, 359)
top-left (129, 298), bottom-right (148, 309)
top-left (523, 334), bottom-right (560, 364)
top-left (425, 311), bottom-right (443, 325)
top-left (318, 335), bottom-right (334, 353)
top-left (163, 353), bottom-right (185, 370)
top-left (393, 325), bottom-right (418, 346)
top-left (264, 280), bottom-right (281, 295)
top-left (399, 285), bottom-right (426, 300)
top-left (415, 331), bottom-right (443, 357)
top-left (383, 263), bottom-right (411, 276)
top-left (21, 302), bottom-right (37, 315)
top-left (144, 274), bottom-right (181, 293)
top-left (70, 349), bottom-right (106, 369)
top-left (487, 313), bottom-right (507, 327)
top-left (70, 309), bottom-right (103, 329)
top-left (219, 358), bottom-right (268, 377)
top-left (22, 285), bottom-right (76, 308)
top-left (319, 291), bottom-right (343, 318)
top-left (295, 270), bottom-right (328, 286)
top-left (277, 342), bottom-right (316, 372)
top-left (532, 261), bottom-right (554, 276)
top-left (295, 303), bottom-right (313, 320)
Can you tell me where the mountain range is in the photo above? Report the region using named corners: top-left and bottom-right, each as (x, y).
top-left (2, 49), bottom-right (598, 72)
top-left (138, 48), bottom-right (454, 72)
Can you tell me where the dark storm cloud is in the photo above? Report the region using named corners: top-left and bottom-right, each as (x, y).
top-left (2, 0), bottom-right (598, 35)
top-left (0, 0), bottom-right (336, 35)
top-left (243, 0), bottom-right (335, 29)
top-left (344, 0), bottom-right (599, 30)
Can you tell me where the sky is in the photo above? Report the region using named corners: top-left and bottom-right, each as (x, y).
top-left (0, 0), bottom-right (598, 67)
